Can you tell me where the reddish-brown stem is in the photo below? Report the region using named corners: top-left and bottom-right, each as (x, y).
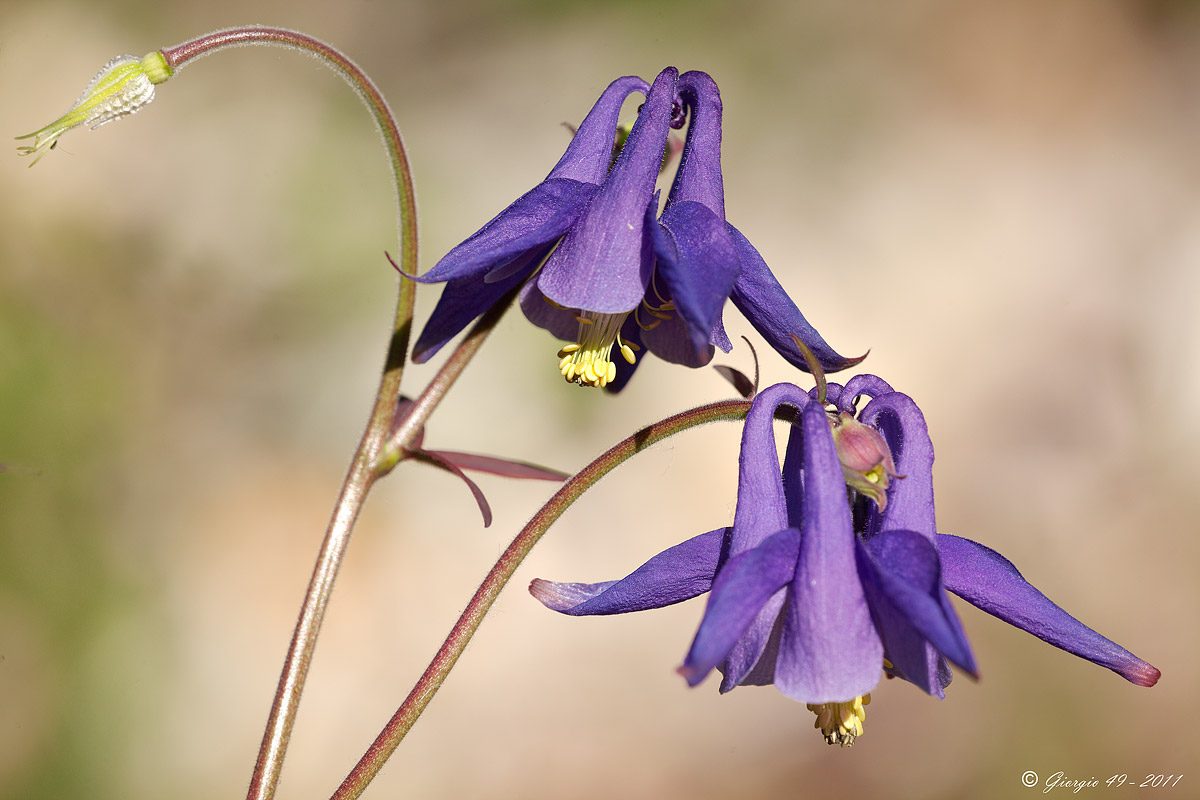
top-left (330, 398), bottom-right (752, 799)
top-left (158, 26), bottom-right (428, 800)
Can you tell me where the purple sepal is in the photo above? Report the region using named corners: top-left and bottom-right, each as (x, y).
top-left (857, 530), bottom-right (978, 697)
top-left (727, 223), bottom-right (864, 374)
top-left (653, 201), bottom-right (742, 360)
top-left (530, 528), bottom-right (728, 615)
top-left (412, 252), bottom-right (539, 363)
top-left (937, 534), bottom-right (1160, 687)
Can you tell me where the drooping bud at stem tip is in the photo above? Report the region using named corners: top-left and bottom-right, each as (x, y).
top-left (16, 51), bottom-right (173, 166)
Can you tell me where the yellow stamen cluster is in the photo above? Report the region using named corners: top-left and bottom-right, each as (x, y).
top-left (806, 694), bottom-right (870, 747)
top-left (558, 311), bottom-right (636, 388)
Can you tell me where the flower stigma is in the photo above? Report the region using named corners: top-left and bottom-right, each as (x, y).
top-left (806, 694), bottom-right (870, 747)
top-left (557, 311), bottom-right (636, 388)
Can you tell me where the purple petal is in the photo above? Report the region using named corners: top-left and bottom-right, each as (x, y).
top-left (415, 75), bottom-right (646, 287)
top-left (415, 180), bottom-right (596, 285)
top-left (652, 201), bottom-right (742, 358)
top-left (774, 402), bottom-right (884, 703)
top-left (537, 68), bottom-right (679, 313)
top-left (780, 422), bottom-right (806, 530)
top-left (529, 528), bottom-right (728, 615)
top-left (647, 71), bottom-right (740, 357)
top-left (836, 375), bottom-right (895, 414)
top-left (738, 422), bottom-right (814, 690)
top-left (664, 71), bottom-right (726, 218)
top-left (638, 298), bottom-right (716, 367)
top-left (717, 591), bottom-right (787, 692)
top-left (679, 528), bottom-right (800, 687)
top-left (938, 534), bottom-right (1160, 687)
top-left (711, 313), bottom-right (732, 352)
top-left (857, 530), bottom-right (977, 694)
top-left (717, 382), bottom-right (812, 687)
top-left (518, 278), bottom-right (580, 343)
top-left (547, 75), bottom-right (650, 185)
top-left (413, 258), bottom-right (536, 363)
top-left (859, 391), bottom-right (936, 539)
top-left (727, 223), bottom-right (864, 374)
top-left (657, 71), bottom-right (739, 359)
top-left (639, 193), bottom-right (715, 367)
top-left (730, 383), bottom-right (812, 553)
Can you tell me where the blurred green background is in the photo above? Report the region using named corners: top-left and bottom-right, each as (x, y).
top-left (2, 1), bottom-right (1198, 798)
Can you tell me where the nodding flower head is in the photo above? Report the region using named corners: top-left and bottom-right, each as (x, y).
top-left (411, 67), bottom-right (860, 391)
top-left (404, 70), bottom-right (658, 384)
top-left (530, 375), bottom-right (1158, 745)
top-left (16, 52), bottom-right (173, 166)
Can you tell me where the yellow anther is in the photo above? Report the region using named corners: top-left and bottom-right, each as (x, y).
top-left (556, 310), bottom-right (633, 388)
top-left (636, 316), bottom-right (662, 332)
top-left (806, 694), bottom-right (871, 747)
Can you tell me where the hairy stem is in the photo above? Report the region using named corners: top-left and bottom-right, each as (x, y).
top-left (379, 286), bottom-right (521, 472)
top-left (330, 398), bottom-right (753, 799)
top-left (158, 27), bottom-right (427, 800)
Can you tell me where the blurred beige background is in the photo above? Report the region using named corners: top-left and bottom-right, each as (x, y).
top-left (2, 1), bottom-right (1198, 798)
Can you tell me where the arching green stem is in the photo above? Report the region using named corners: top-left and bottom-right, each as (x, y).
top-left (330, 397), bottom-right (753, 800)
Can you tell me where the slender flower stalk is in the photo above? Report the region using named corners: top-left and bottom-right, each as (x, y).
top-left (331, 397), bottom-right (754, 800)
top-left (148, 30), bottom-right (430, 800)
top-left (17, 26), bottom-right (512, 800)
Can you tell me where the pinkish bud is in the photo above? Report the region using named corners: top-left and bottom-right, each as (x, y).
top-left (830, 412), bottom-right (900, 510)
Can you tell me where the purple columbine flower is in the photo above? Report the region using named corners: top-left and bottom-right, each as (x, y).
top-left (530, 378), bottom-right (1159, 745)
top-left (405, 70), bottom-right (654, 376)
top-left (410, 68), bottom-right (859, 390)
top-left (632, 70), bottom-right (860, 384)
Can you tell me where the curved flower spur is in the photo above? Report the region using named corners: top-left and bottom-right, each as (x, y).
top-left (408, 68), bottom-right (860, 391)
top-left (530, 377), bottom-right (1159, 746)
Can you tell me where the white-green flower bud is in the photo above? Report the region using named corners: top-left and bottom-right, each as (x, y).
top-left (16, 51), bottom-right (173, 166)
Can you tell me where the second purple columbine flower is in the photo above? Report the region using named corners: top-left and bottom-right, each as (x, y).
top-left (530, 378), bottom-right (1159, 745)
top-left (408, 68), bottom-right (860, 390)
